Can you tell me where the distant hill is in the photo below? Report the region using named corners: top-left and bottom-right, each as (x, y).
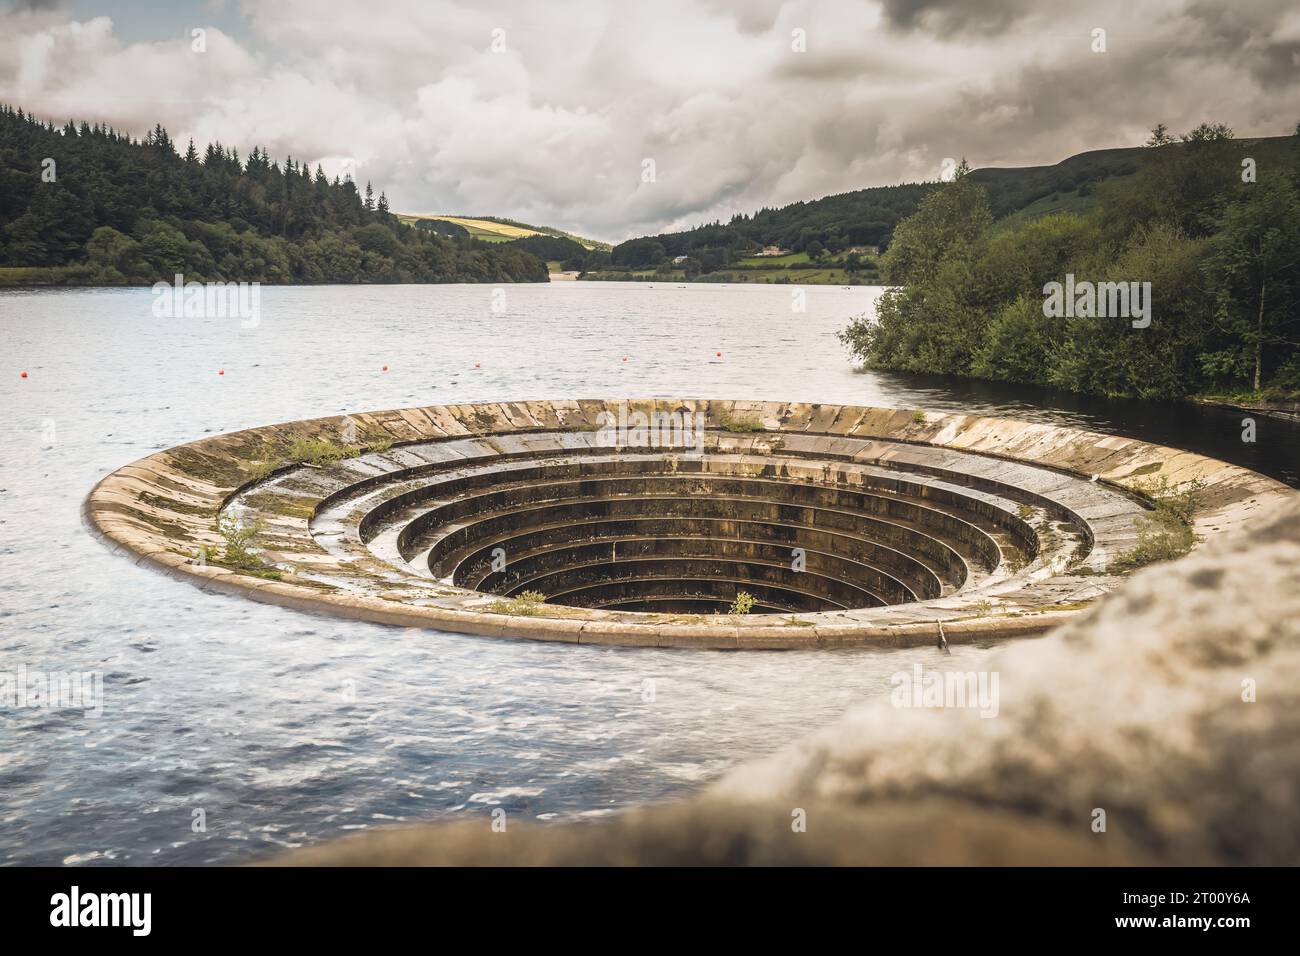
top-left (604, 135), bottom-right (1299, 269)
top-left (397, 213), bottom-right (611, 251)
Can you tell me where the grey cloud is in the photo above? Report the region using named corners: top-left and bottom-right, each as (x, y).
top-left (1175, 0), bottom-right (1300, 88)
top-left (0, 0), bottom-right (1297, 243)
top-left (775, 47), bottom-right (930, 82)
top-left (698, 0), bottom-right (786, 36)
top-left (879, 0), bottom-right (1039, 36)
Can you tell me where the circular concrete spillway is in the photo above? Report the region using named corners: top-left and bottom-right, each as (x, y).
top-left (84, 399), bottom-right (1294, 648)
top-left (361, 454), bottom-right (1018, 615)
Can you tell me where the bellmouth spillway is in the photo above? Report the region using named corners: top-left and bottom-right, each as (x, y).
top-left (84, 399), bottom-right (1293, 649)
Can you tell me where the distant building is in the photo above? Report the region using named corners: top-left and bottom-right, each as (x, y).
top-left (672, 255), bottom-right (690, 264)
top-left (753, 246), bottom-right (788, 257)
top-left (845, 245), bottom-right (879, 256)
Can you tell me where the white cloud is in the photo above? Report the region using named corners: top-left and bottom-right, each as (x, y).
top-left (1, 0), bottom-right (1297, 243)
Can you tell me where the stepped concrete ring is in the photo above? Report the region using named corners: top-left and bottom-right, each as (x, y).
top-left (84, 399), bottom-right (1295, 649)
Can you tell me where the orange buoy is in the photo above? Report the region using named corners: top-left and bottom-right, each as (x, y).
top-left (716, 351), bottom-right (722, 357)
top-left (474, 362), bottom-right (481, 369)
top-left (20, 371), bottom-right (27, 378)
top-left (382, 365), bottom-right (389, 372)
top-left (218, 369), bottom-right (225, 376)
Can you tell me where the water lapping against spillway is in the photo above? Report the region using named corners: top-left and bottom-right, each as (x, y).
top-left (2, 283), bottom-right (1297, 865)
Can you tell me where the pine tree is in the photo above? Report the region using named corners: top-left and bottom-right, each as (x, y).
top-left (1146, 123), bottom-right (1176, 148)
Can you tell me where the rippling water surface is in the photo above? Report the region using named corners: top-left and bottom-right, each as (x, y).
top-left (2, 283), bottom-right (1296, 866)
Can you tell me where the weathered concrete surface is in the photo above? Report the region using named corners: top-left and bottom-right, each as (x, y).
top-left (84, 398), bottom-right (1295, 648)
top-left (270, 497), bottom-right (1300, 865)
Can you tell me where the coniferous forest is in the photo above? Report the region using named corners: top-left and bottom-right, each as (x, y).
top-left (0, 105), bottom-right (549, 285)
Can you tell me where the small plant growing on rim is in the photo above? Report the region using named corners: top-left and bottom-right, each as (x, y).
top-left (287, 437), bottom-right (358, 466)
top-left (246, 459), bottom-right (279, 483)
top-left (215, 517), bottom-right (279, 579)
top-left (488, 590), bottom-right (547, 616)
top-left (719, 414), bottom-right (765, 433)
top-left (1110, 476), bottom-right (1206, 571)
top-left (729, 590), bottom-right (756, 615)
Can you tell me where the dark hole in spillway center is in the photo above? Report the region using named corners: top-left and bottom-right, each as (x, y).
top-left (377, 454), bottom-right (1030, 615)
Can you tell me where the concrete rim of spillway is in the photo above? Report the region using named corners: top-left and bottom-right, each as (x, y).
top-left (83, 398), bottom-right (1296, 649)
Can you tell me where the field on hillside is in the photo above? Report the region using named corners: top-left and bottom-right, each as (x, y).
top-left (586, 246), bottom-right (878, 284)
top-left (583, 266), bottom-right (869, 285)
top-left (439, 216), bottom-right (538, 241)
top-left (397, 214), bottom-right (610, 250)
top-left (395, 214), bottom-right (534, 241)
top-left (735, 252), bottom-right (813, 266)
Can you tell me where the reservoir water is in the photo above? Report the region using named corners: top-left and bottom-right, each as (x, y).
top-left (2, 282), bottom-right (1295, 865)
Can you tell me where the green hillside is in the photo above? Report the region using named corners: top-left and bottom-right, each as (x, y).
top-left (594, 134), bottom-right (1298, 285)
top-left (983, 136), bottom-right (1294, 229)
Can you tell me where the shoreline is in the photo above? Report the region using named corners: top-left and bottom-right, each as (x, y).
top-left (1187, 395), bottom-right (1300, 423)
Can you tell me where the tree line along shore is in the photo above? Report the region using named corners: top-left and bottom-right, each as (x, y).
top-left (0, 105), bottom-right (548, 286)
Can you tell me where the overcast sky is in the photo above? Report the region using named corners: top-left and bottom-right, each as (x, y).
top-left (2, 0), bottom-right (1298, 242)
